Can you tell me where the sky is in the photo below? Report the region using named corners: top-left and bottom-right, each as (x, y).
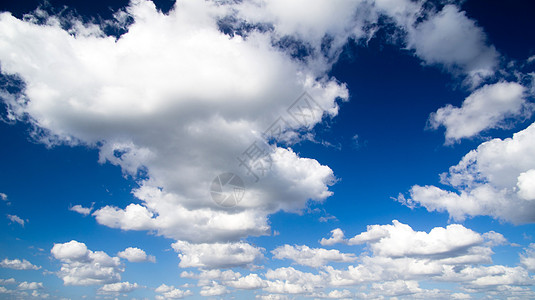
top-left (0, 0), bottom-right (535, 299)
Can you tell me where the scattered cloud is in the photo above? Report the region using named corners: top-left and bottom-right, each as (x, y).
top-left (117, 247), bottom-right (155, 263)
top-left (0, 258), bottom-right (40, 270)
top-left (155, 284), bottom-right (193, 299)
top-left (51, 240), bottom-right (123, 285)
top-left (271, 244), bottom-right (356, 267)
top-left (400, 122), bottom-right (535, 223)
top-left (97, 281), bottom-right (139, 294)
top-left (6, 214), bottom-right (25, 227)
top-left (429, 82), bottom-right (532, 143)
top-left (69, 204), bottom-right (93, 216)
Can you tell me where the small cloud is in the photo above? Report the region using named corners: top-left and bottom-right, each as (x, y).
top-left (118, 247), bottom-right (156, 263)
top-left (0, 258), bottom-right (40, 270)
top-left (69, 204), bottom-right (93, 216)
top-left (6, 215), bottom-right (25, 227)
top-left (0, 193), bottom-right (7, 201)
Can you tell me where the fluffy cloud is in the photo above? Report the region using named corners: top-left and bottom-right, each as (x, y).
top-left (117, 247), bottom-right (155, 263)
top-left (69, 204), bottom-right (92, 216)
top-left (0, 258), bottom-right (40, 270)
top-left (0, 193), bottom-right (7, 201)
top-left (155, 284), bottom-right (193, 299)
top-left (6, 214), bottom-right (25, 226)
top-left (51, 240), bottom-right (123, 285)
top-left (17, 282), bottom-right (43, 290)
top-left (429, 82), bottom-right (532, 143)
top-left (320, 228), bottom-right (345, 246)
top-left (347, 220), bottom-right (484, 258)
top-left (406, 5), bottom-right (499, 84)
top-left (400, 122), bottom-right (535, 223)
top-left (0, 0), bottom-right (347, 249)
top-left (172, 240), bottom-right (263, 269)
top-left (271, 244), bottom-right (356, 267)
top-left (97, 281), bottom-right (139, 294)
top-left (520, 244), bottom-right (535, 272)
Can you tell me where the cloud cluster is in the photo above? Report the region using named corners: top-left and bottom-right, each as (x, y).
top-left (400, 121), bottom-right (535, 223)
top-left (0, 258), bottom-right (40, 270)
top-left (51, 240), bottom-right (123, 285)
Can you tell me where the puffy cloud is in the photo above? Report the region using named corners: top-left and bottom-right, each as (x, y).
top-left (0, 278), bottom-right (16, 285)
top-left (171, 240), bottom-right (263, 269)
top-left (320, 228), bottom-right (345, 246)
top-left (401, 122), bottom-right (535, 223)
top-left (69, 204), bottom-right (92, 216)
top-left (406, 4), bottom-right (499, 84)
top-left (51, 240), bottom-right (123, 285)
top-left (520, 243), bottom-right (535, 272)
top-left (347, 220), bottom-right (484, 258)
top-left (271, 244), bottom-right (356, 267)
top-left (0, 0), bottom-right (346, 246)
top-left (117, 247), bottom-right (155, 263)
top-left (97, 281), bottom-right (139, 294)
top-left (17, 281), bottom-right (43, 290)
top-left (155, 284), bottom-right (193, 299)
top-left (517, 169), bottom-right (535, 201)
top-left (0, 258), bottom-right (40, 270)
top-left (225, 273), bottom-right (267, 290)
top-left (429, 82), bottom-right (532, 143)
top-left (6, 214), bottom-right (24, 226)
top-left (0, 193), bottom-right (7, 201)
top-left (200, 282), bottom-right (229, 296)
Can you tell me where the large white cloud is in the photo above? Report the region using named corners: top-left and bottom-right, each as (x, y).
top-left (0, 0), bottom-right (346, 249)
top-left (429, 82), bottom-right (532, 143)
top-left (51, 240), bottom-right (124, 286)
top-left (400, 122), bottom-right (535, 223)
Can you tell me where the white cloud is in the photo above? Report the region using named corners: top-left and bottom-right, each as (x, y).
top-left (155, 284), bottom-right (193, 299)
top-left (225, 273), bottom-right (267, 290)
top-left (69, 204), bottom-right (92, 216)
top-left (117, 247), bottom-right (155, 263)
top-left (271, 244), bottom-right (356, 267)
top-left (0, 278), bottom-right (16, 285)
top-left (406, 4), bottom-right (499, 85)
top-left (51, 240), bottom-right (123, 285)
top-left (520, 243), bottom-right (535, 272)
top-left (17, 282), bottom-right (43, 290)
top-left (347, 220), bottom-right (484, 258)
top-left (0, 258), bottom-right (40, 270)
top-left (517, 169), bottom-right (535, 201)
top-left (0, 0), bottom-right (347, 247)
top-left (401, 122), bottom-right (535, 223)
top-left (320, 228), bottom-right (345, 246)
top-left (172, 240), bottom-right (263, 269)
top-left (6, 214), bottom-right (25, 226)
top-left (0, 193), bottom-right (7, 201)
top-left (98, 281), bottom-right (139, 294)
top-left (200, 282), bottom-right (228, 296)
top-left (429, 82), bottom-right (532, 143)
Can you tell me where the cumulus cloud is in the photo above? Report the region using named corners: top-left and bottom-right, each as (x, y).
top-left (117, 247), bottom-right (155, 263)
top-left (172, 240), bottom-right (263, 269)
top-left (51, 240), bottom-right (123, 285)
top-left (69, 204), bottom-right (92, 216)
top-left (271, 244), bottom-right (356, 267)
top-left (6, 214), bottom-right (25, 227)
top-left (400, 122), bottom-right (535, 223)
top-left (17, 281), bottom-right (43, 290)
top-left (0, 258), bottom-right (40, 270)
top-left (520, 244), bottom-right (535, 272)
top-left (97, 281), bottom-right (139, 294)
top-left (0, 193), bottom-right (7, 201)
top-left (320, 228), bottom-right (346, 246)
top-left (406, 5), bottom-right (499, 84)
top-left (155, 284), bottom-right (193, 299)
top-left (429, 82), bottom-right (532, 143)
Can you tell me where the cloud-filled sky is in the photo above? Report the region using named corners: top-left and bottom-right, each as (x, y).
top-left (0, 0), bottom-right (534, 299)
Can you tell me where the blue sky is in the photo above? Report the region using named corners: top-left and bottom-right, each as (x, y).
top-left (0, 0), bottom-right (535, 299)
